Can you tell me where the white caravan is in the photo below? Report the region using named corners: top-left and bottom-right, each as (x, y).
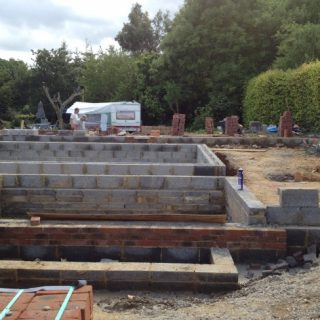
top-left (66, 101), bottom-right (141, 132)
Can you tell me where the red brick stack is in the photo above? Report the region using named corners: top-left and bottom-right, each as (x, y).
top-left (225, 116), bottom-right (239, 136)
top-left (278, 111), bottom-right (293, 137)
top-left (172, 113), bottom-right (186, 136)
top-left (0, 286), bottom-right (93, 320)
top-left (205, 117), bottom-right (214, 134)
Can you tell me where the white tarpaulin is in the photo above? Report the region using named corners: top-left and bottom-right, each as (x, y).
top-left (65, 101), bottom-right (140, 114)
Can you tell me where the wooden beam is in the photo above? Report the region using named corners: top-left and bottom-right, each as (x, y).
top-left (27, 212), bottom-right (226, 224)
top-left (211, 148), bottom-right (267, 152)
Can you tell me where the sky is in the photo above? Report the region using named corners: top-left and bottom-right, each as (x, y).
top-left (0, 0), bottom-right (184, 65)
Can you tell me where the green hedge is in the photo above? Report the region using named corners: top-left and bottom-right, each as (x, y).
top-left (244, 61), bottom-right (320, 132)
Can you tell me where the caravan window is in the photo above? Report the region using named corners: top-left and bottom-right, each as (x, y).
top-left (86, 114), bottom-right (101, 124)
top-left (116, 111), bottom-right (135, 120)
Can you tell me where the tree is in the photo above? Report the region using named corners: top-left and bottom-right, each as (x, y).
top-left (81, 47), bottom-right (137, 102)
top-left (274, 23), bottom-right (320, 70)
top-left (42, 84), bottom-right (83, 129)
top-left (152, 10), bottom-right (172, 51)
top-left (164, 81), bottom-right (181, 113)
top-left (116, 4), bottom-right (172, 54)
top-left (160, 0), bottom-right (285, 121)
top-left (0, 58), bottom-right (29, 120)
top-left (31, 42), bottom-right (82, 124)
top-left (115, 3), bottom-right (155, 54)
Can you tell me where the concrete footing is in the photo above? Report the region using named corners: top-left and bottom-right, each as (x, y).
top-left (0, 248), bottom-right (239, 292)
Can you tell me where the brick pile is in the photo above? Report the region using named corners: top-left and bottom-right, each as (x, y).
top-left (172, 114), bottom-right (186, 136)
top-left (225, 116), bottom-right (239, 136)
top-left (205, 117), bottom-right (214, 134)
top-left (278, 111), bottom-right (293, 137)
top-left (0, 286), bottom-right (93, 320)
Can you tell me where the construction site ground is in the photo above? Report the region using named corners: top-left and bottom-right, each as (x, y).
top-left (93, 146), bottom-right (320, 319)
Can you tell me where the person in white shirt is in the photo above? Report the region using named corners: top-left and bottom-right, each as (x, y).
top-left (70, 108), bottom-right (80, 130)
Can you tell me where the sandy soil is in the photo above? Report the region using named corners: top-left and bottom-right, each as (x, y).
top-left (220, 147), bottom-right (320, 205)
top-left (93, 146), bottom-right (320, 319)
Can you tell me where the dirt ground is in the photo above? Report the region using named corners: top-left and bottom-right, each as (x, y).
top-left (93, 265), bottom-right (320, 320)
top-left (220, 146), bottom-right (320, 205)
top-left (93, 146), bottom-right (320, 319)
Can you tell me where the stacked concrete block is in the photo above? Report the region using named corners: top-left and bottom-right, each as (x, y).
top-left (224, 116), bottom-right (239, 136)
top-left (224, 177), bottom-right (267, 225)
top-left (267, 188), bottom-right (320, 226)
top-left (0, 174), bottom-right (226, 216)
top-left (0, 140), bottom-right (227, 219)
top-left (172, 113), bottom-right (186, 136)
top-left (0, 129), bottom-right (38, 136)
top-left (205, 117), bottom-right (214, 134)
top-left (278, 111), bottom-right (293, 137)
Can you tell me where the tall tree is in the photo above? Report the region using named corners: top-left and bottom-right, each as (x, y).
top-left (152, 10), bottom-right (172, 52)
top-left (160, 0), bottom-right (285, 126)
top-left (115, 3), bottom-right (155, 54)
top-left (274, 23), bottom-right (320, 70)
top-left (81, 47), bottom-right (137, 102)
top-left (0, 58), bottom-right (29, 120)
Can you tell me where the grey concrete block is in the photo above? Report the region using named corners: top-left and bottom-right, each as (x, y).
top-left (109, 165), bottom-right (129, 175)
top-left (37, 150), bottom-right (55, 159)
top-left (56, 189), bottom-right (83, 202)
top-left (140, 176), bottom-right (165, 189)
top-left (18, 163), bottom-right (40, 174)
top-left (86, 164), bottom-right (106, 175)
top-left (129, 165), bottom-right (149, 175)
top-left (158, 191), bottom-right (184, 204)
top-left (97, 176), bottom-right (123, 189)
top-left (112, 190), bottom-right (136, 204)
top-left (19, 175), bottom-right (43, 188)
top-left (173, 165), bottom-right (194, 176)
top-left (69, 150), bottom-right (83, 158)
top-left (82, 190), bottom-right (110, 203)
top-left (210, 248), bottom-right (234, 265)
top-left (152, 165), bottom-right (172, 175)
top-left (136, 190), bottom-right (159, 204)
top-left (184, 191), bottom-right (210, 204)
top-left (45, 175), bottom-right (72, 188)
top-left (0, 162), bottom-right (17, 174)
top-left (267, 206), bottom-right (320, 226)
top-left (42, 163), bottom-right (62, 174)
top-left (0, 151), bottom-right (11, 159)
top-left (191, 177), bottom-right (219, 189)
top-left (94, 151), bottom-right (114, 161)
top-left (2, 175), bottom-right (17, 187)
top-left (194, 165), bottom-right (216, 176)
top-left (166, 177), bottom-right (191, 189)
top-left (123, 176), bottom-right (140, 189)
top-left (280, 189), bottom-right (319, 207)
top-left (73, 175), bottom-right (97, 188)
top-left (62, 163), bottom-right (84, 174)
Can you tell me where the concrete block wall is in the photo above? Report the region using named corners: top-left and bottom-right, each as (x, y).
top-left (0, 175), bottom-right (225, 216)
top-left (267, 188), bottom-right (320, 226)
top-left (0, 140), bottom-right (226, 217)
top-left (224, 177), bottom-right (267, 225)
top-left (196, 145), bottom-right (226, 175)
top-left (0, 133), bottom-right (307, 148)
top-left (0, 161), bottom-right (225, 176)
top-left (0, 142), bottom-right (225, 166)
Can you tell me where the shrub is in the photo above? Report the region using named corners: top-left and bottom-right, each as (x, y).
top-left (244, 61), bottom-right (320, 132)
